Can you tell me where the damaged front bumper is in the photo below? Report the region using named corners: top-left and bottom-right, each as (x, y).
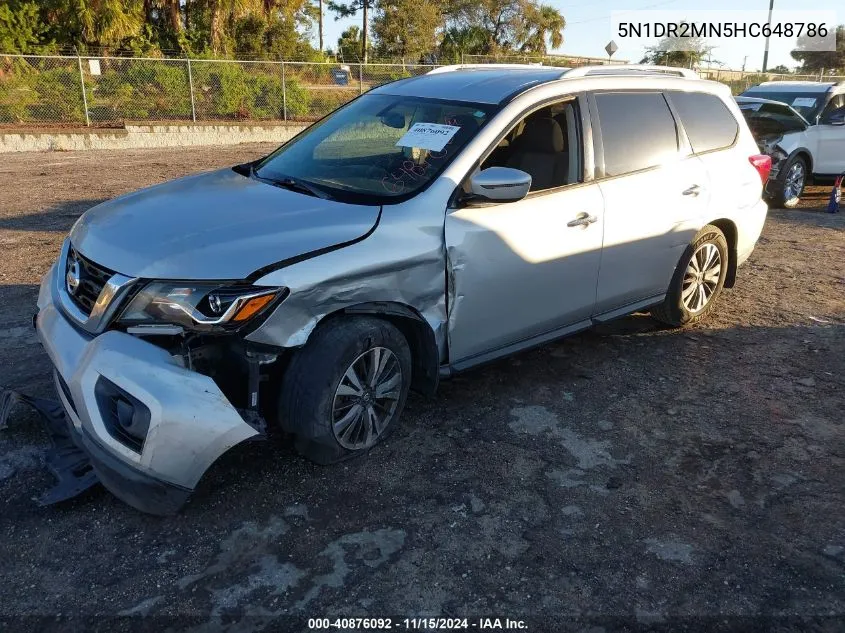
top-left (35, 264), bottom-right (260, 515)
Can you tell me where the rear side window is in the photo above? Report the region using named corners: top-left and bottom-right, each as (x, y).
top-left (669, 91), bottom-right (739, 153)
top-left (594, 92), bottom-right (679, 177)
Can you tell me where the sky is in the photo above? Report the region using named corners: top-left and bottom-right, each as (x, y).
top-left (315, 0), bottom-right (840, 71)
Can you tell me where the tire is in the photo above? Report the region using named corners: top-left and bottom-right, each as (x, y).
top-left (278, 316), bottom-right (412, 465)
top-left (768, 154), bottom-right (807, 208)
top-left (651, 225), bottom-right (729, 327)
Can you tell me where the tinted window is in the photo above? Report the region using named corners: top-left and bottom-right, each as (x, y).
top-left (595, 92), bottom-right (678, 177)
top-left (670, 92), bottom-right (738, 153)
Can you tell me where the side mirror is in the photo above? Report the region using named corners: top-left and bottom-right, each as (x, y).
top-left (821, 106), bottom-right (845, 126)
top-left (469, 167), bottom-right (532, 203)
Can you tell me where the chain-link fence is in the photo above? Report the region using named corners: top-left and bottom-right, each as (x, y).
top-left (1, 53), bottom-right (842, 126)
top-left (697, 68), bottom-right (841, 94)
top-left (461, 53), bottom-right (628, 67)
top-left (0, 54), bottom-right (435, 126)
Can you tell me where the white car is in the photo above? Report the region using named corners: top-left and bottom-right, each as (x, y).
top-left (739, 81), bottom-right (845, 207)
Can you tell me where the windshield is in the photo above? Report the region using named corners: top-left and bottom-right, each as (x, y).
top-left (254, 94), bottom-right (492, 204)
top-left (737, 99), bottom-right (808, 136)
top-left (740, 90), bottom-right (826, 122)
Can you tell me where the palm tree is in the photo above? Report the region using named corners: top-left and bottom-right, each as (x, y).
top-left (519, 3), bottom-right (565, 54)
top-left (76, 0), bottom-right (146, 48)
top-left (327, 0), bottom-right (374, 63)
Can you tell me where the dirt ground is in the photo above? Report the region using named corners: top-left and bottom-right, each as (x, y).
top-left (0, 145), bottom-right (843, 632)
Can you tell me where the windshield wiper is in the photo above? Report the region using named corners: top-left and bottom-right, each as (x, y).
top-left (251, 166), bottom-right (331, 200)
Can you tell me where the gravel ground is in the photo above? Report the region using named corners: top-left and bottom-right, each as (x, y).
top-left (0, 145), bottom-right (843, 632)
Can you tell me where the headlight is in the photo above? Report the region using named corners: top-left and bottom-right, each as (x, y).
top-left (118, 282), bottom-right (286, 330)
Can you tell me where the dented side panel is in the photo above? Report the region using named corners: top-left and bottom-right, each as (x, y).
top-left (246, 182), bottom-right (454, 361)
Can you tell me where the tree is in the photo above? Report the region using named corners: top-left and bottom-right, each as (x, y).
top-left (442, 0), bottom-right (565, 55)
top-left (336, 24), bottom-right (364, 61)
top-left (518, 3), bottom-right (564, 53)
top-left (439, 25), bottom-right (489, 62)
top-left (0, 1), bottom-right (50, 52)
top-left (327, 0), bottom-right (375, 63)
top-left (791, 25), bottom-right (845, 72)
top-left (639, 24), bottom-right (708, 68)
top-left (768, 64), bottom-right (791, 74)
top-left (372, 0), bottom-right (441, 60)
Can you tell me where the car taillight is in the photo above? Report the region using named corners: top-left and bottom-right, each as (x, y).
top-left (749, 154), bottom-right (772, 185)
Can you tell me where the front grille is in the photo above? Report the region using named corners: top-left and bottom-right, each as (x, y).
top-left (66, 247), bottom-right (114, 316)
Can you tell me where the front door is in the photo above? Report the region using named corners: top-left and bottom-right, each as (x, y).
top-left (445, 98), bottom-right (604, 365)
top-left (445, 183), bottom-right (604, 363)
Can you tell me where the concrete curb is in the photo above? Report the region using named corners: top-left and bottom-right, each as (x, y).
top-left (0, 123), bottom-right (309, 153)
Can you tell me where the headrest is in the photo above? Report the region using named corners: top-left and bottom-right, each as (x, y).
top-left (520, 117), bottom-right (564, 153)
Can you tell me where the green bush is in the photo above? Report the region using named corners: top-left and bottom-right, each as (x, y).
top-left (192, 62), bottom-right (310, 120)
top-left (92, 61), bottom-right (192, 121)
top-left (307, 87), bottom-right (358, 120)
top-left (32, 68), bottom-right (84, 122)
top-left (0, 72), bottom-right (38, 122)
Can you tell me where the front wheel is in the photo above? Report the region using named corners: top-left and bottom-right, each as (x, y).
top-left (278, 316), bottom-right (412, 464)
top-left (769, 155), bottom-right (807, 208)
top-left (651, 225), bottom-right (729, 327)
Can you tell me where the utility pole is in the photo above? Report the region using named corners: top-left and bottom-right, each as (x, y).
top-left (761, 0), bottom-right (774, 72)
top-left (362, 0), bottom-right (368, 65)
top-left (318, 0), bottom-right (324, 53)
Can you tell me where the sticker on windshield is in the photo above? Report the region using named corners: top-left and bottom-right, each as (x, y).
top-left (792, 97), bottom-right (817, 108)
top-left (396, 123), bottom-right (460, 152)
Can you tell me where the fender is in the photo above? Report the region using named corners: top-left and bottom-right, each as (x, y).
top-left (340, 302), bottom-right (441, 397)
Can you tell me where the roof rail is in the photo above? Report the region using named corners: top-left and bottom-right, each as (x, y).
top-left (759, 80), bottom-right (835, 86)
top-left (563, 64), bottom-right (698, 79)
top-left (427, 63), bottom-right (556, 75)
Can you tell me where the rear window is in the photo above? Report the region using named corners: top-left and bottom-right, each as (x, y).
top-left (594, 92), bottom-right (679, 177)
top-left (669, 91), bottom-right (739, 153)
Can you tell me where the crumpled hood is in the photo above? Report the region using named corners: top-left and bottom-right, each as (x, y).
top-left (69, 168), bottom-right (380, 280)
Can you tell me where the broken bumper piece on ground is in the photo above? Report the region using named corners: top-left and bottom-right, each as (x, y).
top-left (28, 265), bottom-right (263, 515)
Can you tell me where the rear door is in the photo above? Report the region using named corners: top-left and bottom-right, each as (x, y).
top-left (589, 91), bottom-right (710, 315)
top-left (670, 91), bottom-right (763, 216)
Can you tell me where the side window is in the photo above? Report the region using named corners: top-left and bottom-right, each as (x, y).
top-left (669, 91), bottom-right (739, 154)
top-left (594, 92), bottom-right (679, 177)
top-left (821, 94), bottom-right (845, 117)
top-left (479, 98), bottom-right (581, 192)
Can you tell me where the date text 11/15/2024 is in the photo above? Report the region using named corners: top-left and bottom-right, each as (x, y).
top-left (308, 617), bottom-right (529, 630)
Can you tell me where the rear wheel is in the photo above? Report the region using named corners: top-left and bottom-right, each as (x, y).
top-left (278, 316), bottom-right (412, 464)
top-left (651, 225), bottom-right (729, 327)
top-left (769, 155), bottom-right (807, 208)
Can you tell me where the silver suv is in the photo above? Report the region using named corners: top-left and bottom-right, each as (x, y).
top-left (36, 65), bottom-right (771, 514)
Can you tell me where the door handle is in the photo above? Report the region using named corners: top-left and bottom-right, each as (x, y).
top-left (567, 212), bottom-right (598, 228)
top-left (682, 185), bottom-right (702, 196)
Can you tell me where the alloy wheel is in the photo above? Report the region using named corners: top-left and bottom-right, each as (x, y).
top-left (331, 346), bottom-right (403, 450)
top-left (682, 243), bottom-right (722, 313)
top-left (783, 161), bottom-right (805, 205)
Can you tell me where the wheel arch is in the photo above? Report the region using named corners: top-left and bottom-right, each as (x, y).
top-left (707, 219), bottom-right (738, 288)
top-left (787, 148), bottom-right (813, 176)
top-left (318, 302), bottom-right (441, 397)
